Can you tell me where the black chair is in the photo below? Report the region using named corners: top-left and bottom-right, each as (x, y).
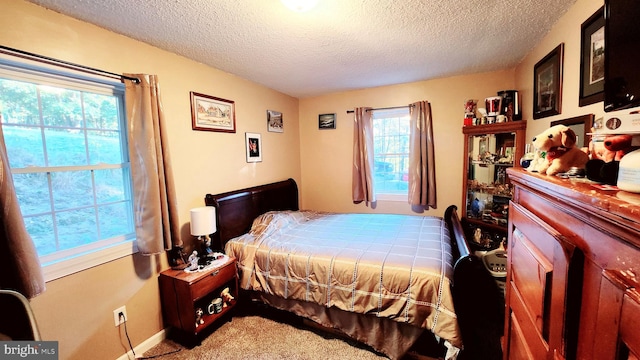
top-left (0, 289), bottom-right (41, 340)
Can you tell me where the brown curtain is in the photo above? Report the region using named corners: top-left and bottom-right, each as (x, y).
top-left (352, 107), bottom-right (375, 204)
top-left (0, 121), bottom-right (45, 298)
top-left (408, 101), bottom-right (437, 208)
top-left (124, 74), bottom-right (182, 255)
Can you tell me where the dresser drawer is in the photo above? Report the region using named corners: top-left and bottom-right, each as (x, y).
top-left (505, 202), bottom-right (580, 360)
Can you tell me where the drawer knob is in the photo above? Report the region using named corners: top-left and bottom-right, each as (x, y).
top-left (211, 270), bottom-right (219, 276)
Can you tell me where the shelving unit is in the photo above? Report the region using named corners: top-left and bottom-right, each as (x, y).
top-left (461, 121), bottom-right (526, 252)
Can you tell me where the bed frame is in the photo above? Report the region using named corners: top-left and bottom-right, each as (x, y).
top-left (205, 178), bottom-right (503, 359)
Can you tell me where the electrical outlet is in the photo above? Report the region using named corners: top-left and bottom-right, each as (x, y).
top-left (113, 306), bottom-right (127, 327)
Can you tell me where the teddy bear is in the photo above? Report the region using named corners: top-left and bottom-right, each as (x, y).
top-left (586, 134), bottom-right (639, 184)
top-left (529, 124), bottom-right (589, 176)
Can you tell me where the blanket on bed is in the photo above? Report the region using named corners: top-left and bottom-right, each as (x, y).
top-left (225, 211), bottom-right (462, 348)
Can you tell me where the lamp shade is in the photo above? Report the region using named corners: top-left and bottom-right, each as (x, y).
top-left (190, 207), bottom-right (217, 236)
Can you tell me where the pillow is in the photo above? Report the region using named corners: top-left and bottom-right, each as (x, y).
top-left (249, 210), bottom-right (308, 238)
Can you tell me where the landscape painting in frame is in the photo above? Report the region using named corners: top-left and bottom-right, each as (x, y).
top-left (267, 110), bottom-right (283, 133)
top-left (191, 92), bottom-right (236, 133)
top-left (533, 44), bottom-right (564, 119)
top-left (318, 113), bottom-right (336, 129)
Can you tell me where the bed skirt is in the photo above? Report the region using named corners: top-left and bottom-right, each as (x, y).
top-left (250, 291), bottom-right (459, 359)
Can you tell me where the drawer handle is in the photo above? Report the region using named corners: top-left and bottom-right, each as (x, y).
top-left (211, 270), bottom-right (219, 276)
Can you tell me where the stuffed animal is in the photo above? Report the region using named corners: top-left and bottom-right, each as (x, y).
top-left (220, 287), bottom-right (235, 308)
top-left (195, 308), bottom-right (204, 327)
top-left (529, 125), bottom-right (589, 175)
top-left (586, 134), bottom-right (640, 184)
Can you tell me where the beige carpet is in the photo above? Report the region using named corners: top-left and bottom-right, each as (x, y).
top-left (140, 314), bottom-right (389, 360)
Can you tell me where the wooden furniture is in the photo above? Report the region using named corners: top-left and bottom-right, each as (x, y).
top-left (159, 257), bottom-right (238, 342)
top-left (461, 121), bottom-right (526, 251)
top-left (204, 179), bottom-right (504, 359)
top-left (504, 168), bottom-right (640, 360)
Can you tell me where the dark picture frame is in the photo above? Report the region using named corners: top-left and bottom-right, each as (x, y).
top-left (533, 44), bottom-right (564, 119)
top-left (550, 114), bottom-right (594, 150)
top-left (318, 113), bottom-right (336, 129)
top-left (579, 7), bottom-right (605, 107)
top-left (190, 92), bottom-right (236, 133)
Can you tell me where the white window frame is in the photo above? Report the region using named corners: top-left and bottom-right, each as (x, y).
top-left (372, 108), bottom-right (411, 202)
top-left (0, 58), bottom-right (137, 281)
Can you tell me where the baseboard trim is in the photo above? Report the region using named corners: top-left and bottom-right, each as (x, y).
top-left (116, 328), bottom-right (167, 360)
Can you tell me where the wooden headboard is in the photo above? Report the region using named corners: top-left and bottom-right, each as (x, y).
top-left (204, 178), bottom-right (299, 251)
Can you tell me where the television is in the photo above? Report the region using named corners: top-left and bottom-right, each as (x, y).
top-left (604, 0), bottom-right (640, 112)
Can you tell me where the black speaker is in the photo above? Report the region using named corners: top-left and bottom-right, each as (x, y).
top-left (497, 90), bottom-right (521, 121)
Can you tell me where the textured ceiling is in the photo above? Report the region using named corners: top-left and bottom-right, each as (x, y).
top-left (26, 0), bottom-right (577, 98)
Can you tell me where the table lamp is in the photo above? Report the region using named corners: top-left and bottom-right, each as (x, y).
top-left (190, 206), bottom-right (217, 256)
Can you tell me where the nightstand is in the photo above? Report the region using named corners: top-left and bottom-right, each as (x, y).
top-left (159, 256), bottom-right (238, 342)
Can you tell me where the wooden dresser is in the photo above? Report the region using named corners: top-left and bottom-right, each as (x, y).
top-left (504, 168), bottom-right (640, 360)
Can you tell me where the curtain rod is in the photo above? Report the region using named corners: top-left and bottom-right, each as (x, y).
top-left (0, 45), bottom-right (140, 83)
top-left (346, 104), bottom-right (414, 114)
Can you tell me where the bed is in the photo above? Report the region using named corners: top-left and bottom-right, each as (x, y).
top-left (204, 178), bottom-right (504, 360)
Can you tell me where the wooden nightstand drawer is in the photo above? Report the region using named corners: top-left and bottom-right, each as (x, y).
top-left (191, 262), bottom-right (236, 301)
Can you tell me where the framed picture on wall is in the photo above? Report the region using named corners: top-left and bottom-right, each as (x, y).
top-left (318, 113), bottom-right (336, 129)
top-left (579, 7), bottom-right (605, 107)
top-left (267, 110), bottom-right (283, 133)
top-left (533, 44), bottom-right (564, 119)
top-left (245, 132), bottom-right (262, 163)
top-left (190, 92), bottom-right (236, 133)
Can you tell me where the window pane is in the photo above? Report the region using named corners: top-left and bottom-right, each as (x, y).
top-left (1, 64), bottom-right (134, 268)
top-left (40, 86), bottom-right (83, 128)
top-left (44, 128), bottom-right (87, 166)
top-left (372, 109), bottom-right (410, 195)
top-left (95, 168), bottom-right (127, 203)
top-left (99, 202), bottom-right (133, 239)
top-left (84, 93), bottom-right (119, 130)
top-left (24, 214), bottom-right (55, 256)
top-left (13, 172), bottom-right (51, 215)
top-left (0, 78), bottom-right (40, 125)
top-left (56, 208), bottom-right (98, 250)
top-left (51, 171), bottom-right (93, 210)
top-left (2, 125), bottom-right (45, 167)
top-left (88, 130), bottom-right (123, 164)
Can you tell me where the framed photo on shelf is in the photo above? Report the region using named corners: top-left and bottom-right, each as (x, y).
top-left (579, 7), bottom-right (605, 107)
top-left (267, 110), bottom-right (283, 133)
top-left (245, 132), bottom-right (262, 163)
top-left (190, 92), bottom-right (236, 133)
top-left (318, 113), bottom-right (336, 129)
top-left (533, 43), bottom-right (564, 119)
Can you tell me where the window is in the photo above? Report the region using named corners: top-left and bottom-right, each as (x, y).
top-left (372, 107), bottom-right (411, 198)
top-left (0, 60), bottom-right (135, 280)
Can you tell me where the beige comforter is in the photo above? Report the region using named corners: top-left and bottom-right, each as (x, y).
top-left (225, 211), bottom-right (462, 348)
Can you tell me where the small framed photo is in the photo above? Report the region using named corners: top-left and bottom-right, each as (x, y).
top-left (579, 7), bottom-right (605, 107)
top-left (190, 92), bottom-right (236, 133)
top-left (267, 110), bottom-right (283, 133)
top-left (245, 132), bottom-right (262, 163)
top-left (533, 44), bottom-right (564, 119)
top-left (318, 113), bottom-right (336, 129)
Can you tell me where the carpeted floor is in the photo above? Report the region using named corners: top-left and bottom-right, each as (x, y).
top-left (140, 312), bottom-right (389, 360)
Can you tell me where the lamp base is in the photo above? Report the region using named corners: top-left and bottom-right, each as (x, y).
top-left (199, 235), bottom-right (214, 256)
